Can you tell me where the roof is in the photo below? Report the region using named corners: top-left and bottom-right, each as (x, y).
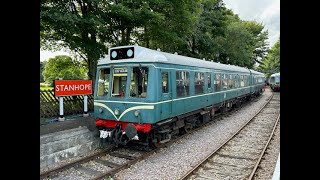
top-left (270, 72), bottom-right (280, 77)
top-left (250, 69), bottom-right (265, 76)
top-left (98, 45), bottom-right (254, 73)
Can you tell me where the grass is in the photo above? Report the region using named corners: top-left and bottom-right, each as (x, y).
top-left (40, 82), bottom-right (54, 91)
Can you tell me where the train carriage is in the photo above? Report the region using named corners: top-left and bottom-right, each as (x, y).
top-left (268, 72), bottom-right (280, 91)
top-left (94, 45), bottom-right (265, 146)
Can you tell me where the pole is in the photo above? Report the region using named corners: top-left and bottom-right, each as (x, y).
top-left (83, 95), bottom-right (89, 117)
top-left (58, 78), bottom-right (65, 121)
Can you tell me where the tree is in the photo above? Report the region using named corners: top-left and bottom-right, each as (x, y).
top-left (41, 0), bottom-right (108, 87)
top-left (243, 21), bottom-right (269, 64)
top-left (185, 0), bottom-right (229, 59)
top-left (40, 61), bottom-right (47, 82)
top-left (219, 20), bottom-right (254, 67)
top-left (140, 0), bottom-right (201, 54)
top-left (41, 0), bottom-right (164, 88)
top-left (43, 55), bottom-right (87, 86)
top-left (258, 38), bottom-right (280, 77)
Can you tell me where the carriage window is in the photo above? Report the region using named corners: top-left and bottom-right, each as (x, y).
top-left (244, 75), bottom-right (248, 86)
top-left (228, 74), bottom-right (234, 89)
top-left (111, 68), bottom-right (127, 98)
top-left (162, 72), bottom-right (169, 93)
top-left (130, 67), bottom-right (149, 98)
top-left (235, 75), bottom-right (239, 88)
top-left (222, 74), bottom-right (228, 90)
top-left (214, 74), bottom-right (221, 92)
top-left (97, 68), bottom-right (110, 97)
top-left (240, 75), bottom-right (244, 87)
top-left (207, 73), bottom-right (212, 89)
top-left (195, 72), bottom-right (204, 95)
top-left (176, 71), bottom-right (189, 97)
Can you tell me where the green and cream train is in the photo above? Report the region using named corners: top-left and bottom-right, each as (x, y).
top-left (94, 45), bottom-right (266, 146)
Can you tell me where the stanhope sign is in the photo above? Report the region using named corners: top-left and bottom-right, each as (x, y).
top-left (54, 80), bottom-right (92, 97)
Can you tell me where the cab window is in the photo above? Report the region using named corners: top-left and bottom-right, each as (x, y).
top-left (111, 68), bottom-right (127, 98)
top-left (97, 68), bottom-right (110, 97)
top-left (130, 67), bottom-right (149, 98)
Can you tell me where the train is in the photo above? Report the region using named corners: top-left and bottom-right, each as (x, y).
top-left (268, 72), bottom-right (280, 92)
top-left (94, 45), bottom-right (266, 147)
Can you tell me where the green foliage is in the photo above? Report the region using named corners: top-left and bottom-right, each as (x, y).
top-left (41, 0), bottom-right (110, 83)
top-left (40, 61), bottom-right (47, 82)
top-left (43, 55), bottom-right (87, 86)
top-left (243, 21), bottom-right (269, 64)
top-left (185, 0), bottom-right (228, 59)
top-left (41, 0), bottom-right (271, 77)
top-left (258, 38), bottom-right (280, 77)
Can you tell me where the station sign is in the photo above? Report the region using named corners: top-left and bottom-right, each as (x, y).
top-left (54, 80), bottom-right (92, 97)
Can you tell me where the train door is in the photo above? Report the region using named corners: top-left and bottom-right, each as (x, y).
top-left (160, 70), bottom-right (172, 119)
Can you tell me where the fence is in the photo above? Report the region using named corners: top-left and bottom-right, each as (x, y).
top-left (40, 90), bottom-right (94, 119)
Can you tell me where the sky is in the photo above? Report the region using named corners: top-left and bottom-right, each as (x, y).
top-left (40, 0), bottom-right (280, 62)
top-left (223, 0), bottom-right (280, 46)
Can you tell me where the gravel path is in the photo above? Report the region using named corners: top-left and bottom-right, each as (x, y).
top-left (114, 90), bottom-right (275, 180)
top-left (253, 119), bottom-right (280, 180)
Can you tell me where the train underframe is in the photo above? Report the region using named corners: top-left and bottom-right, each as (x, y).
top-left (271, 84), bottom-right (280, 92)
top-left (96, 89), bottom-right (263, 147)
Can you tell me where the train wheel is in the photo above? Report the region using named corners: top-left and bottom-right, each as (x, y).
top-left (152, 142), bottom-right (164, 148)
top-left (183, 123), bottom-right (193, 134)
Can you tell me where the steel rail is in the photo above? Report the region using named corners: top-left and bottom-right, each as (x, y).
top-left (179, 92), bottom-right (274, 180)
top-left (40, 93), bottom-right (266, 180)
top-left (248, 113), bottom-right (280, 180)
top-left (40, 145), bottom-right (116, 179)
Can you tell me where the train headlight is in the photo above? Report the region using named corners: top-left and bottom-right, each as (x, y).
top-left (111, 51), bottom-right (117, 58)
top-left (134, 110), bottom-right (140, 117)
top-left (114, 108), bottom-right (120, 115)
top-left (127, 49), bottom-right (133, 57)
top-left (98, 108), bottom-right (103, 113)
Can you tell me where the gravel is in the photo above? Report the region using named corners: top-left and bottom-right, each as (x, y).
top-left (253, 120), bottom-right (280, 180)
top-left (114, 90), bottom-right (275, 180)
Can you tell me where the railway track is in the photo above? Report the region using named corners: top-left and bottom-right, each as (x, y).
top-left (40, 93), bottom-right (267, 180)
top-left (180, 92), bottom-right (280, 180)
top-left (40, 144), bottom-right (152, 180)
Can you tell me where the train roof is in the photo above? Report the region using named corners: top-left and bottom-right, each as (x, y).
top-left (98, 45), bottom-right (253, 73)
top-left (250, 69), bottom-right (265, 76)
top-left (270, 72), bottom-right (280, 77)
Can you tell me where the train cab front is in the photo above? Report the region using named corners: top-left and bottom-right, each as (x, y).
top-left (93, 54), bottom-right (156, 146)
top-left (96, 119), bottom-right (152, 146)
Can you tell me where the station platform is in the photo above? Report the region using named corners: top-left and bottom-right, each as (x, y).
top-left (40, 114), bottom-right (99, 169)
top-left (40, 114), bottom-right (97, 136)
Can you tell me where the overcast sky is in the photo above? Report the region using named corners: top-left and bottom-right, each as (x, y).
top-left (224, 0), bottom-right (280, 47)
top-left (40, 0), bottom-right (280, 61)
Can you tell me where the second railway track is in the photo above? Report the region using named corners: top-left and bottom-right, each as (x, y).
top-left (40, 92), bottom-right (273, 180)
top-left (180, 92), bottom-right (280, 180)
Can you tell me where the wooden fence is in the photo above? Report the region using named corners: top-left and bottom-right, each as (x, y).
top-left (40, 90), bottom-right (94, 119)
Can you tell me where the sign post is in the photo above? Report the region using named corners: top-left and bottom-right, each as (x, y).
top-left (54, 79), bottom-right (93, 120)
top-left (58, 78), bottom-right (65, 121)
top-left (83, 95), bottom-right (89, 117)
